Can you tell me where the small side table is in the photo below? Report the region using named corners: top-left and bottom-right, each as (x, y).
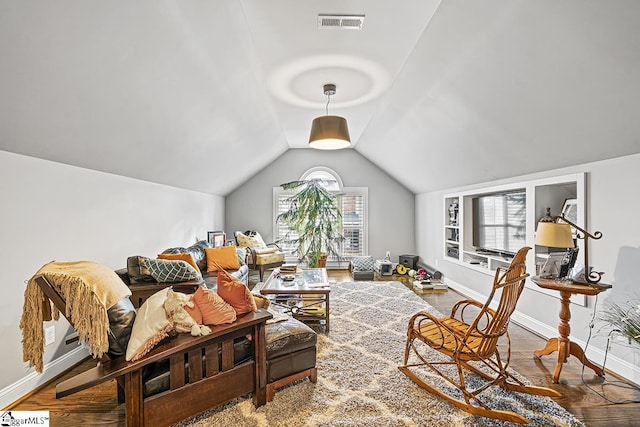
top-left (531, 276), bottom-right (611, 383)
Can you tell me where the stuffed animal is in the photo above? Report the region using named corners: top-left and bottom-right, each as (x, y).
top-left (164, 289), bottom-right (212, 336)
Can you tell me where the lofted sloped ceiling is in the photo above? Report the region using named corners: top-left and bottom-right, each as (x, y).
top-left (1, 1), bottom-right (639, 196)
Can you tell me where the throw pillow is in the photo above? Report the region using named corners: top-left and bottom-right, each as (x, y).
top-left (351, 255), bottom-right (375, 272)
top-left (125, 288), bottom-right (172, 361)
top-left (163, 289), bottom-right (211, 336)
top-left (191, 285), bottom-right (237, 325)
top-left (216, 265), bottom-right (257, 315)
top-left (236, 231), bottom-right (267, 249)
top-left (182, 294), bottom-right (203, 324)
top-left (127, 255), bottom-right (156, 283)
top-left (157, 252), bottom-right (201, 274)
top-left (205, 246), bottom-right (240, 272)
top-left (236, 247), bottom-right (247, 266)
top-left (143, 258), bottom-right (202, 283)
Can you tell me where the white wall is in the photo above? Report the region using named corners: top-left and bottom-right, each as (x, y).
top-left (0, 150), bottom-right (224, 407)
top-left (226, 148), bottom-right (415, 262)
top-left (417, 152), bottom-right (640, 384)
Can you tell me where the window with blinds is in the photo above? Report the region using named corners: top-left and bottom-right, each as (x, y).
top-left (275, 190), bottom-right (299, 262)
top-left (339, 192), bottom-right (367, 258)
top-left (472, 190), bottom-right (526, 255)
top-left (273, 169), bottom-right (367, 264)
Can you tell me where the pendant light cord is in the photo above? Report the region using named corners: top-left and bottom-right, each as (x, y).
top-left (325, 92), bottom-right (331, 115)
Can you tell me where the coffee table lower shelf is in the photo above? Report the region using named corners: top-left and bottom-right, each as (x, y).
top-left (259, 268), bottom-right (331, 332)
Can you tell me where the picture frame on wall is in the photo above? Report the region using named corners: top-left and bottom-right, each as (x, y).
top-left (207, 231), bottom-right (226, 247)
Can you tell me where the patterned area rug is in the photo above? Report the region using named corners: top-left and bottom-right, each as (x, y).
top-left (175, 281), bottom-right (584, 427)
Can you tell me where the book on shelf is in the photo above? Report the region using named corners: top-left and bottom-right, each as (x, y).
top-left (413, 280), bottom-right (448, 290)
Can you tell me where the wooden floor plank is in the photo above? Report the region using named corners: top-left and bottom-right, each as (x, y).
top-left (9, 270), bottom-right (640, 426)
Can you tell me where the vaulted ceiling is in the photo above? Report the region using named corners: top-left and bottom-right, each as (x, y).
top-left (1, 1), bottom-right (639, 195)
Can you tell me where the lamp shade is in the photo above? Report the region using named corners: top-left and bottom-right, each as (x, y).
top-left (535, 222), bottom-right (574, 248)
top-left (308, 115), bottom-right (351, 150)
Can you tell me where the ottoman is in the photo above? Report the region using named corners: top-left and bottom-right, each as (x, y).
top-left (265, 315), bottom-right (318, 401)
top-left (349, 255), bottom-right (375, 280)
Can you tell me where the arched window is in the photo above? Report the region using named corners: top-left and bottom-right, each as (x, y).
top-left (273, 167), bottom-right (368, 266)
top-left (300, 167), bottom-right (342, 191)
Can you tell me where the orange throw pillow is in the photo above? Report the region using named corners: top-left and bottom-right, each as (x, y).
top-left (205, 246), bottom-right (240, 272)
top-left (183, 294), bottom-right (203, 324)
top-left (158, 253), bottom-right (201, 274)
top-left (191, 285), bottom-right (236, 325)
top-left (216, 266), bottom-right (257, 315)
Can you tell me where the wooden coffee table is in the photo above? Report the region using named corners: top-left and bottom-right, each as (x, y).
top-left (258, 268), bottom-right (331, 332)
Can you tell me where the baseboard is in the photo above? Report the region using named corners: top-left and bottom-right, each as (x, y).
top-left (1, 346), bottom-right (89, 410)
top-left (444, 277), bottom-right (640, 386)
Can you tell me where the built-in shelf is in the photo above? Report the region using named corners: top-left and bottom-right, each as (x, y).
top-left (443, 173), bottom-right (586, 286)
top-left (444, 196), bottom-right (460, 261)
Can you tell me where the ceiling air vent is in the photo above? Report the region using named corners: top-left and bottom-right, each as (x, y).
top-left (318, 14), bottom-right (365, 30)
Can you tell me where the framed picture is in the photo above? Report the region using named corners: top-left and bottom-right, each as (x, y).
top-left (540, 252), bottom-right (566, 278)
top-left (207, 231), bottom-right (226, 247)
top-left (559, 198), bottom-right (578, 237)
top-left (558, 247), bottom-right (579, 278)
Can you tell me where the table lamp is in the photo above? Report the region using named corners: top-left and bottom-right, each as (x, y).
top-left (535, 207), bottom-right (604, 284)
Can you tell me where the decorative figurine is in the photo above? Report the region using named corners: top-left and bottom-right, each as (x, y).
top-left (448, 200), bottom-right (459, 226)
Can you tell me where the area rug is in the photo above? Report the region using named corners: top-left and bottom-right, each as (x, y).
top-left (175, 281), bottom-right (584, 427)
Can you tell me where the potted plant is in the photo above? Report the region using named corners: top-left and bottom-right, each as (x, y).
top-left (277, 179), bottom-right (344, 268)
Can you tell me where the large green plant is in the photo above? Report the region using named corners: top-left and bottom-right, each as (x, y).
top-left (277, 179), bottom-right (344, 267)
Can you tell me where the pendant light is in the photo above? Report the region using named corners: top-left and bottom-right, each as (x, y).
top-left (308, 84), bottom-right (351, 150)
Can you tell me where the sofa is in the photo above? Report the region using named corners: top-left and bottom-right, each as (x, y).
top-left (28, 239), bottom-right (317, 425)
top-left (107, 241), bottom-right (317, 410)
top-left (116, 240), bottom-right (249, 308)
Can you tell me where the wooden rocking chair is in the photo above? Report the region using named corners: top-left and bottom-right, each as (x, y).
top-left (399, 247), bottom-right (561, 424)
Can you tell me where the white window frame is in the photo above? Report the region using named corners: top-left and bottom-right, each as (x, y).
top-left (273, 167), bottom-right (368, 267)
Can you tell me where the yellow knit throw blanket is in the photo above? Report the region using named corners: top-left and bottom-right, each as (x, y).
top-left (20, 261), bottom-right (132, 373)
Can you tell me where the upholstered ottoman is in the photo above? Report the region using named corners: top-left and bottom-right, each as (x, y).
top-left (265, 315), bottom-right (317, 401)
top-left (349, 255), bottom-right (375, 280)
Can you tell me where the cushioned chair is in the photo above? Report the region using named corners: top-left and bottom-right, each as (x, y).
top-left (234, 231), bottom-right (285, 282)
top-left (398, 247), bottom-right (561, 424)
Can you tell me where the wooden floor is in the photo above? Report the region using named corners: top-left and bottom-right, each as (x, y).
top-left (10, 270), bottom-right (640, 426)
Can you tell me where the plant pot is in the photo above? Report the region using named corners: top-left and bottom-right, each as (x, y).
top-left (317, 253), bottom-right (327, 268)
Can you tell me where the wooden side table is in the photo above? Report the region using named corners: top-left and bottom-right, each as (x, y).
top-left (531, 276), bottom-right (611, 383)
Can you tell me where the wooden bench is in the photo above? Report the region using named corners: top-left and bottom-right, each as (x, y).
top-left (35, 276), bottom-right (272, 427)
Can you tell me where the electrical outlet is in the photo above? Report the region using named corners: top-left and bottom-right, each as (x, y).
top-left (45, 325), bottom-right (55, 346)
